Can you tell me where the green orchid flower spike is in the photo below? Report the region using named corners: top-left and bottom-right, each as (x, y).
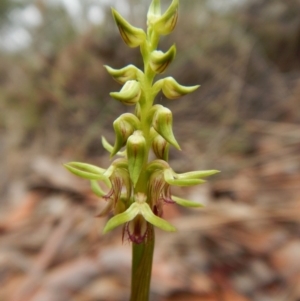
top-left (65, 1), bottom-right (219, 300)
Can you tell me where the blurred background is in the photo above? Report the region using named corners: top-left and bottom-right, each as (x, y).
top-left (1, 0), bottom-right (300, 300)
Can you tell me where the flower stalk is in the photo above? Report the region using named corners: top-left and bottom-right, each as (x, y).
top-left (64, 1), bottom-right (219, 300)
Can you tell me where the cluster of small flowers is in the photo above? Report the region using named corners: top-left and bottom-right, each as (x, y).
top-left (65, 0), bottom-right (219, 244)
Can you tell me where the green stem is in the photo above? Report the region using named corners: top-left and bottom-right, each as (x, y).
top-left (130, 225), bottom-right (155, 301)
top-left (130, 33), bottom-right (157, 301)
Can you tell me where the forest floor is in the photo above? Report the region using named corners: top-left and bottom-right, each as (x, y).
top-left (1, 119), bottom-right (300, 301)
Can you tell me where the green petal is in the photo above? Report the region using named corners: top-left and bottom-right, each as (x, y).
top-left (101, 136), bottom-right (114, 153)
top-left (148, 0), bottom-right (161, 20)
top-left (90, 180), bottom-right (107, 197)
top-left (177, 170), bottom-right (220, 179)
top-left (64, 162), bottom-right (106, 180)
top-left (102, 136), bottom-right (127, 157)
top-left (146, 159), bottom-right (169, 174)
top-left (172, 195), bottom-right (204, 208)
top-left (164, 169), bottom-right (205, 186)
top-left (167, 178), bottom-right (206, 186)
top-left (103, 203), bottom-right (139, 234)
top-left (111, 158), bottom-right (129, 169)
top-left (140, 203), bottom-right (176, 232)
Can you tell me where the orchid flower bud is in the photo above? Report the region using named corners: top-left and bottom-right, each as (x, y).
top-left (112, 8), bottom-right (146, 48)
top-left (147, 0), bottom-right (161, 25)
top-left (110, 80), bottom-right (141, 105)
top-left (161, 77), bottom-right (200, 99)
top-left (150, 44), bottom-right (176, 74)
top-left (149, 0), bottom-right (179, 35)
top-left (127, 131), bottom-right (147, 186)
top-left (107, 113), bottom-right (140, 157)
top-left (112, 117), bottom-right (135, 156)
top-left (104, 64), bottom-right (141, 84)
top-left (152, 106), bottom-right (180, 150)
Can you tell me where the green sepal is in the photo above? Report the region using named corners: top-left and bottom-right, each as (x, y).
top-left (177, 170), bottom-right (220, 179)
top-left (103, 195), bottom-right (176, 234)
top-left (111, 113), bottom-right (140, 156)
top-left (104, 64), bottom-right (141, 84)
top-left (111, 158), bottom-right (129, 169)
top-left (147, 0), bottom-right (161, 21)
top-left (146, 159), bottom-right (169, 174)
top-left (90, 180), bottom-right (106, 197)
top-left (166, 177), bottom-right (206, 186)
top-left (152, 106), bottom-right (180, 150)
top-left (152, 133), bottom-right (169, 161)
top-left (127, 131), bottom-right (147, 187)
top-left (112, 8), bottom-right (146, 48)
top-left (110, 80), bottom-right (141, 105)
top-left (103, 158), bottom-right (129, 178)
top-left (140, 203), bottom-right (176, 232)
top-left (152, 79), bottom-right (164, 98)
top-left (151, 0), bottom-right (179, 35)
top-left (149, 44), bottom-right (176, 74)
top-left (103, 202), bottom-right (140, 233)
top-left (172, 195), bottom-right (204, 208)
top-left (112, 120), bottom-right (133, 156)
top-left (161, 77), bottom-right (200, 99)
top-left (114, 168), bottom-right (132, 200)
top-left (64, 162), bottom-right (108, 182)
top-left (118, 113), bottom-right (140, 128)
top-left (164, 169), bottom-right (206, 186)
top-left (101, 136), bottom-right (114, 153)
top-left (102, 136), bottom-right (126, 156)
